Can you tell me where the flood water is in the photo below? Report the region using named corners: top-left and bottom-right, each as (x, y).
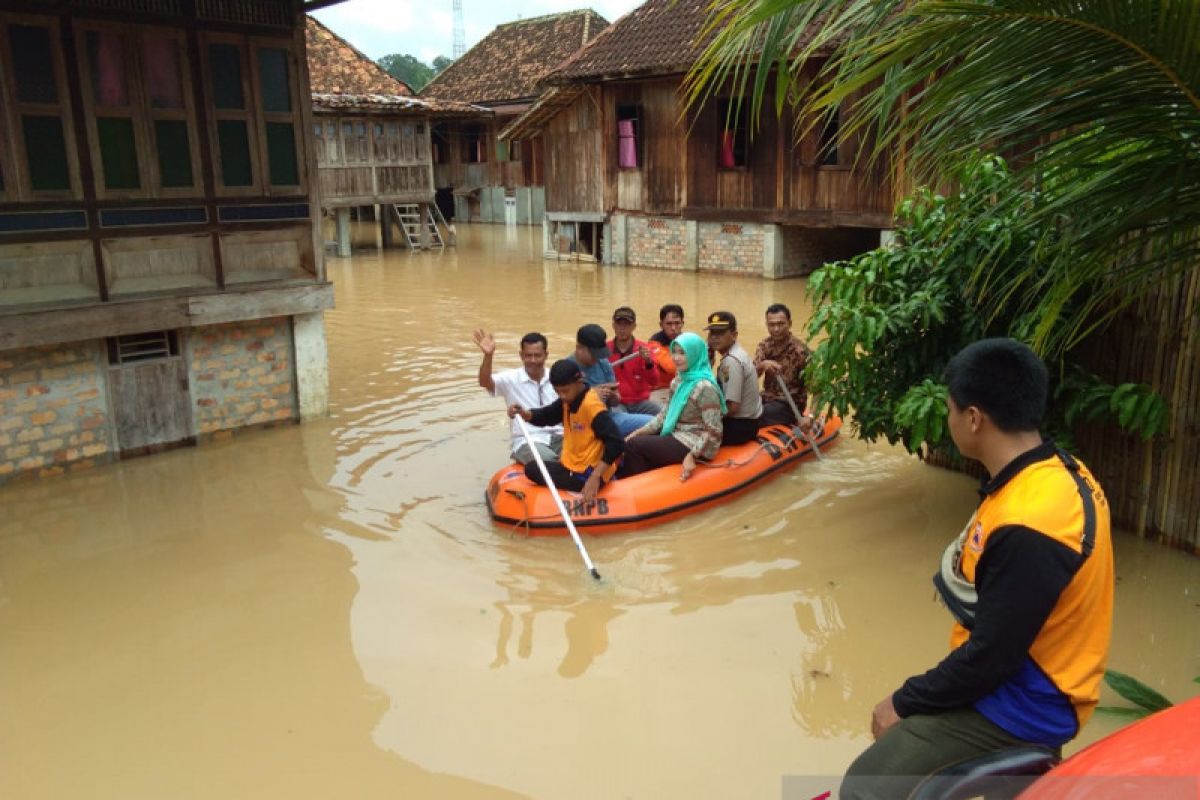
top-left (1, 224), bottom-right (1197, 799)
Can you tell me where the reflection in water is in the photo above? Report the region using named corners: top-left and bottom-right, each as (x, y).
top-left (0, 225), bottom-right (1196, 800)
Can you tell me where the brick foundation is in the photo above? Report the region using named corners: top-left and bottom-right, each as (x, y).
top-left (0, 341), bottom-right (113, 481)
top-left (189, 317), bottom-right (298, 436)
top-left (0, 316), bottom-right (302, 484)
top-left (626, 216), bottom-right (692, 271)
top-left (698, 222), bottom-right (765, 274)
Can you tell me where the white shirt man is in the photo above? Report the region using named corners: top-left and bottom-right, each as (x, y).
top-left (474, 329), bottom-right (563, 463)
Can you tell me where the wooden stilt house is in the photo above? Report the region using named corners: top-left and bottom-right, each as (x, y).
top-left (501, 0), bottom-right (893, 273)
top-left (306, 16), bottom-right (479, 253)
top-left (418, 10), bottom-right (608, 226)
top-left (0, 0), bottom-right (335, 483)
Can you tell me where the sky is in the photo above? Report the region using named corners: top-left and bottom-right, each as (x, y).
top-left (312, 0), bottom-right (643, 66)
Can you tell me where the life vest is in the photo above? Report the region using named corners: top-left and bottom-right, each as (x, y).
top-left (560, 390), bottom-right (614, 476)
top-left (936, 447), bottom-right (1113, 746)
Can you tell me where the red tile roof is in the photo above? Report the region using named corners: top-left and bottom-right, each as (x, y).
top-left (420, 10), bottom-right (608, 105)
top-left (552, 0), bottom-right (710, 81)
top-left (305, 16), bottom-right (414, 97)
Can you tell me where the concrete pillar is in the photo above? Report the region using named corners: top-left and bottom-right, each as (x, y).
top-left (609, 213), bottom-right (627, 265)
top-left (419, 203), bottom-right (432, 248)
top-left (293, 312), bottom-right (329, 420)
top-left (335, 207), bottom-right (351, 257)
top-left (531, 187), bottom-right (545, 225)
top-left (761, 223), bottom-right (784, 279)
top-left (684, 219), bottom-right (700, 271)
top-left (479, 188), bottom-right (493, 223)
top-left (454, 195), bottom-right (469, 223)
top-left (380, 204), bottom-right (395, 249)
top-left (515, 187), bottom-right (532, 225)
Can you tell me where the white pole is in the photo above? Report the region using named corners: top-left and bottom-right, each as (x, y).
top-left (514, 416), bottom-right (602, 581)
top-left (776, 374), bottom-right (824, 461)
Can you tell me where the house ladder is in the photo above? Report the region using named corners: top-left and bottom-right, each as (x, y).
top-left (392, 204), bottom-right (445, 249)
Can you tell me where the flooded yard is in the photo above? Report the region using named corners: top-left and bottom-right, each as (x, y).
top-left (1, 225), bottom-right (1197, 799)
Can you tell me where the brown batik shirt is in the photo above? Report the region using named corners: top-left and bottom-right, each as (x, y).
top-left (754, 334), bottom-right (811, 410)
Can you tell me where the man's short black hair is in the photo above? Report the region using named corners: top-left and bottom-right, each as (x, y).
top-left (944, 338), bottom-right (1048, 433)
top-left (519, 332), bottom-right (548, 351)
top-left (765, 303), bottom-right (791, 322)
top-left (659, 303), bottom-right (684, 321)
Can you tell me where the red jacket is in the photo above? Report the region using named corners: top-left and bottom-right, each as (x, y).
top-left (607, 338), bottom-right (660, 405)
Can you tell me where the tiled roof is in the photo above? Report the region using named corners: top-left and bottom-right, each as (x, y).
top-left (419, 10), bottom-right (608, 104)
top-left (552, 0), bottom-right (710, 81)
top-left (310, 93), bottom-right (486, 115)
top-left (305, 16), bottom-right (414, 97)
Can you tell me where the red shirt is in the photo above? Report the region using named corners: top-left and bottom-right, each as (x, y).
top-left (607, 337), bottom-right (659, 404)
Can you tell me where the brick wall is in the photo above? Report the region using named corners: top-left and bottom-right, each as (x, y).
top-left (698, 222), bottom-right (765, 274)
top-left (189, 317), bottom-right (298, 437)
top-left (627, 216), bottom-right (691, 270)
top-left (0, 342), bottom-right (112, 481)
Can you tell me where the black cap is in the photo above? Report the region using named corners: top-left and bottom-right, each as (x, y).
top-left (704, 311), bottom-right (737, 332)
top-left (612, 306), bottom-right (636, 323)
top-left (549, 359), bottom-right (583, 386)
top-left (576, 324), bottom-right (611, 359)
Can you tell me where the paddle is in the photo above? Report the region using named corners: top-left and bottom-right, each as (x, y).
top-left (514, 415), bottom-right (602, 581)
top-left (611, 347), bottom-right (653, 367)
top-left (775, 374), bottom-right (824, 461)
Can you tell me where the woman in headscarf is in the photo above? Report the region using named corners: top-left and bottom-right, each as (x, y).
top-left (618, 332), bottom-right (726, 481)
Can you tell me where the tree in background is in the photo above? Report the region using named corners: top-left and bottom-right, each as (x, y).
top-left (377, 53), bottom-right (453, 92)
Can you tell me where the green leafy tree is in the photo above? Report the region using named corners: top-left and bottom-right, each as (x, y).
top-left (805, 154), bottom-right (1169, 456)
top-left (687, 0), bottom-right (1200, 356)
top-left (377, 53), bottom-right (434, 92)
top-left (431, 55), bottom-right (454, 74)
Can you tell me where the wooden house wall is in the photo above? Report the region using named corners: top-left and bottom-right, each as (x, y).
top-left (604, 79), bottom-right (683, 215)
top-left (543, 91), bottom-right (603, 213)
top-left (537, 72), bottom-right (893, 224)
top-left (0, 1), bottom-right (323, 315)
top-left (313, 113), bottom-right (433, 206)
top-left (432, 117), bottom-right (541, 192)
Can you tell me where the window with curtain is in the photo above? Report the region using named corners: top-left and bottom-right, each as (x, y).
top-left (207, 40), bottom-right (254, 188)
top-left (718, 99), bottom-right (748, 169)
top-left (256, 46), bottom-right (299, 188)
top-left (616, 104), bottom-right (641, 169)
top-left (76, 24), bottom-right (199, 196)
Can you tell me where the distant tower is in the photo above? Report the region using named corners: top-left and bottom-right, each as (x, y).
top-left (452, 0), bottom-right (466, 59)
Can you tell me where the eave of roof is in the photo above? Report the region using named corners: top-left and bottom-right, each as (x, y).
top-left (498, 85), bottom-right (586, 141)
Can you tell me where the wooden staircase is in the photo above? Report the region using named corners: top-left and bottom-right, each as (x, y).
top-left (392, 204), bottom-right (448, 249)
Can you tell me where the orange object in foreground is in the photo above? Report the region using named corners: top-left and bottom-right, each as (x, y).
top-left (1017, 696), bottom-right (1200, 799)
top-left (485, 417), bottom-right (842, 536)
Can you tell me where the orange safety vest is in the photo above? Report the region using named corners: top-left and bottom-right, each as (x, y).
top-left (560, 390), bottom-right (613, 476)
top-left (953, 449), bottom-right (1114, 742)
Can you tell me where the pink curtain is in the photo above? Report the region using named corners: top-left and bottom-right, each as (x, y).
top-left (92, 32), bottom-right (128, 107)
top-left (143, 38), bottom-right (183, 109)
top-left (618, 119), bottom-right (638, 168)
top-left (719, 129), bottom-right (736, 168)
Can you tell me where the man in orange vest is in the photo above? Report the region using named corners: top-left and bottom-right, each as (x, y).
top-left (841, 338), bottom-right (1114, 799)
top-left (508, 359), bottom-right (624, 504)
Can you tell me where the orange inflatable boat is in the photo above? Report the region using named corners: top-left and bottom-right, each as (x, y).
top-left (485, 416), bottom-right (841, 535)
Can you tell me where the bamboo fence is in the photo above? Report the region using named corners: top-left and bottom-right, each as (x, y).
top-left (923, 269), bottom-right (1199, 555)
top-left (1072, 268), bottom-right (1200, 555)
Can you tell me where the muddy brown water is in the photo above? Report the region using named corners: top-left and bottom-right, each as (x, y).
top-left (1, 225), bottom-right (1197, 799)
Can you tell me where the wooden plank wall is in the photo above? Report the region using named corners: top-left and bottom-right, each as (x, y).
top-left (1072, 268), bottom-right (1200, 553)
top-left (606, 80), bottom-right (684, 214)
top-left (544, 92), bottom-right (604, 213)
